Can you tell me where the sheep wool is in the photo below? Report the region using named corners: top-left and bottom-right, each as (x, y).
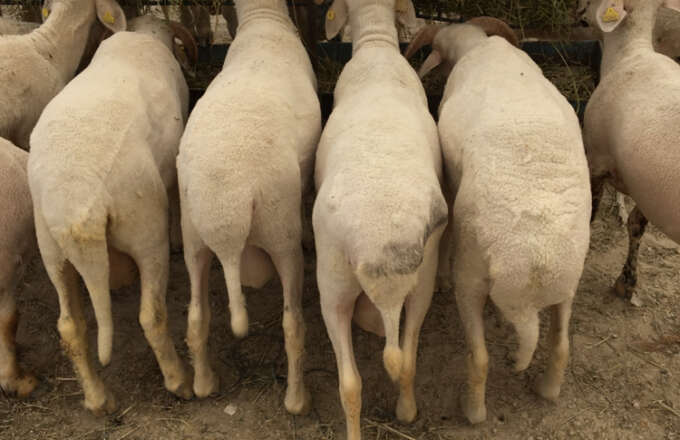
top-left (28, 15), bottom-right (195, 415)
top-left (582, 0), bottom-right (680, 299)
top-left (313, 1), bottom-right (447, 439)
top-left (177, 0), bottom-right (321, 416)
top-left (0, 0), bottom-right (125, 150)
top-left (0, 138), bottom-right (37, 398)
top-left (406, 18), bottom-right (591, 424)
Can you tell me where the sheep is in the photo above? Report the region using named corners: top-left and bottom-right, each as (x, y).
top-left (0, 138), bottom-right (38, 398)
top-left (312, 1), bottom-right (446, 438)
top-left (579, 0), bottom-right (680, 302)
top-left (221, 1), bottom-right (320, 67)
top-left (177, 0), bottom-right (321, 415)
top-left (161, 5), bottom-right (213, 46)
top-left (0, 0), bottom-right (127, 150)
top-left (573, 2), bottom-right (680, 59)
top-left (607, 3), bottom-right (679, 230)
top-left (524, 5), bottom-right (680, 60)
top-left (27, 14), bottom-right (197, 414)
top-left (0, 16), bottom-right (114, 79)
top-left (0, 17), bottom-right (39, 35)
top-left (405, 16), bottom-right (592, 424)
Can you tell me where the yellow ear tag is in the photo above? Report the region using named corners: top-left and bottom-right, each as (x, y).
top-left (41, 7), bottom-right (49, 18)
top-left (395, 0), bottom-right (408, 13)
top-left (102, 11), bottom-right (115, 25)
top-left (327, 9), bottom-right (335, 21)
top-left (602, 7), bottom-right (620, 22)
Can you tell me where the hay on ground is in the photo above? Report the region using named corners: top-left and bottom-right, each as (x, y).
top-left (413, 0), bottom-right (581, 37)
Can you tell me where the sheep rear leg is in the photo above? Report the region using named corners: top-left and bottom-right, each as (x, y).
top-left (54, 263), bottom-right (116, 414)
top-left (396, 228), bottom-right (443, 423)
top-left (35, 214), bottom-right (115, 414)
top-left (135, 248), bottom-right (193, 400)
top-left (0, 287), bottom-right (37, 397)
top-left (535, 298), bottom-right (573, 401)
top-left (183, 214), bottom-right (217, 397)
top-left (455, 277), bottom-right (489, 425)
top-left (111, 194), bottom-right (192, 401)
top-left (614, 206), bottom-right (648, 301)
top-left (270, 248), bottom-right (310, 415)
top-left (318, 244), bottom-right (363, 440)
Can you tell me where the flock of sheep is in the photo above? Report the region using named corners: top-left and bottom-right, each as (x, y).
top-left (0, 0), bottom-right (679, 439)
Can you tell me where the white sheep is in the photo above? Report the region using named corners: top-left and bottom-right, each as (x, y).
top-left (28, 14), bottom-right (197, 414)
top-left (177, 0), bottom-right (321, 415)
top-left (313, 1), bottom-right (446, 438)
top-left (573, 2), bottom-right (680, 59)
top-left (580, 0), bottom-right (680, 302)
top-left (524, 6), bottom-right (680, 59)
top-left (405, 16), bottom-right (592, 424)
top-left (161, 4), bottom-right (213, 46)
top-left (220, 1), bottom-right (320, 69)
top-left (0, 0), bottom-right (126, 150)
top-left (0, 138), bottom-right (38, 398)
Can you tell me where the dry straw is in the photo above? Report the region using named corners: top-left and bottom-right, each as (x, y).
top-left (414, 0), bottom-right (580, 36)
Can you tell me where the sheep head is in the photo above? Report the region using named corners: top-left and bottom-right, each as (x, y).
top-left (578, 0), bottom-right (680, 33)
top-left (405, 17), bottom-right (517, 78)
top-left (42, 0), bottom-right (126, 33)
top-left (325, 0), bottom-right (416, 40)
top-left (128, 15), bottom-right (198, 73)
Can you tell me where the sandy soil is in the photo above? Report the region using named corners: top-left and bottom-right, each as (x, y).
top-left (2, 188), bottom-right (680, 440)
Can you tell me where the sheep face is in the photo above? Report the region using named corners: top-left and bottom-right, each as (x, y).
top-left (325, 0), bottom-right (416, 40)
top-left (406, 18), bottom-right (516, 79)
top-left (579, 0), bottom-right (680, 33)
top-left (127, 15), bottom-right (198, 68)
top-left (42, 0), bottom-right (126, 33)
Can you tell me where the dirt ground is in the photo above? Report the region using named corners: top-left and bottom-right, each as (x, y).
top-left (1, 188), bottom-right (679, 440)
top-left (3, 3), bottom-right (680, 439)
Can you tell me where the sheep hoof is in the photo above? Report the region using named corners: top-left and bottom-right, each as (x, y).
top-left (193, 370), bottom-right (219, 398)
top-left (396, 395), bottom-right (417, 423)
top-left (172, 377), bottom-right (195, 400)
top-left (86, 388), bottom-right (118, 416)
top-left (613, 275), bottom-right (634, 300)
top-left (230, 312), bottom-right (249, 339)
top-left (510, 350), bottom-right (531, 372)
top-left (0, 372), bottom-right (38, 398)
top-left (284, 387), bottom-right (311, 415)
top-left (15, 373), bottom-right (38, 398)
top-left (534, 375), bottom-right (560, 402)
top-left (461, 392), bottom-right (486, 425)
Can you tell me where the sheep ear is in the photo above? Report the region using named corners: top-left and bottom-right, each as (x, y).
top-left (418, 50), bottom-right (442, 78)
top-left (663, 0), bottom-right (680, 12)
top-left (41, 0), bottom-right (53, 23)
top-left (326, 0), bottom-right (348, 40)
top-left (594, 0), bottom-right (627, 33)
top-left (95, 0), bottom-right (127, 33)
top-left (395, 0), bottom-right (417, 28)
